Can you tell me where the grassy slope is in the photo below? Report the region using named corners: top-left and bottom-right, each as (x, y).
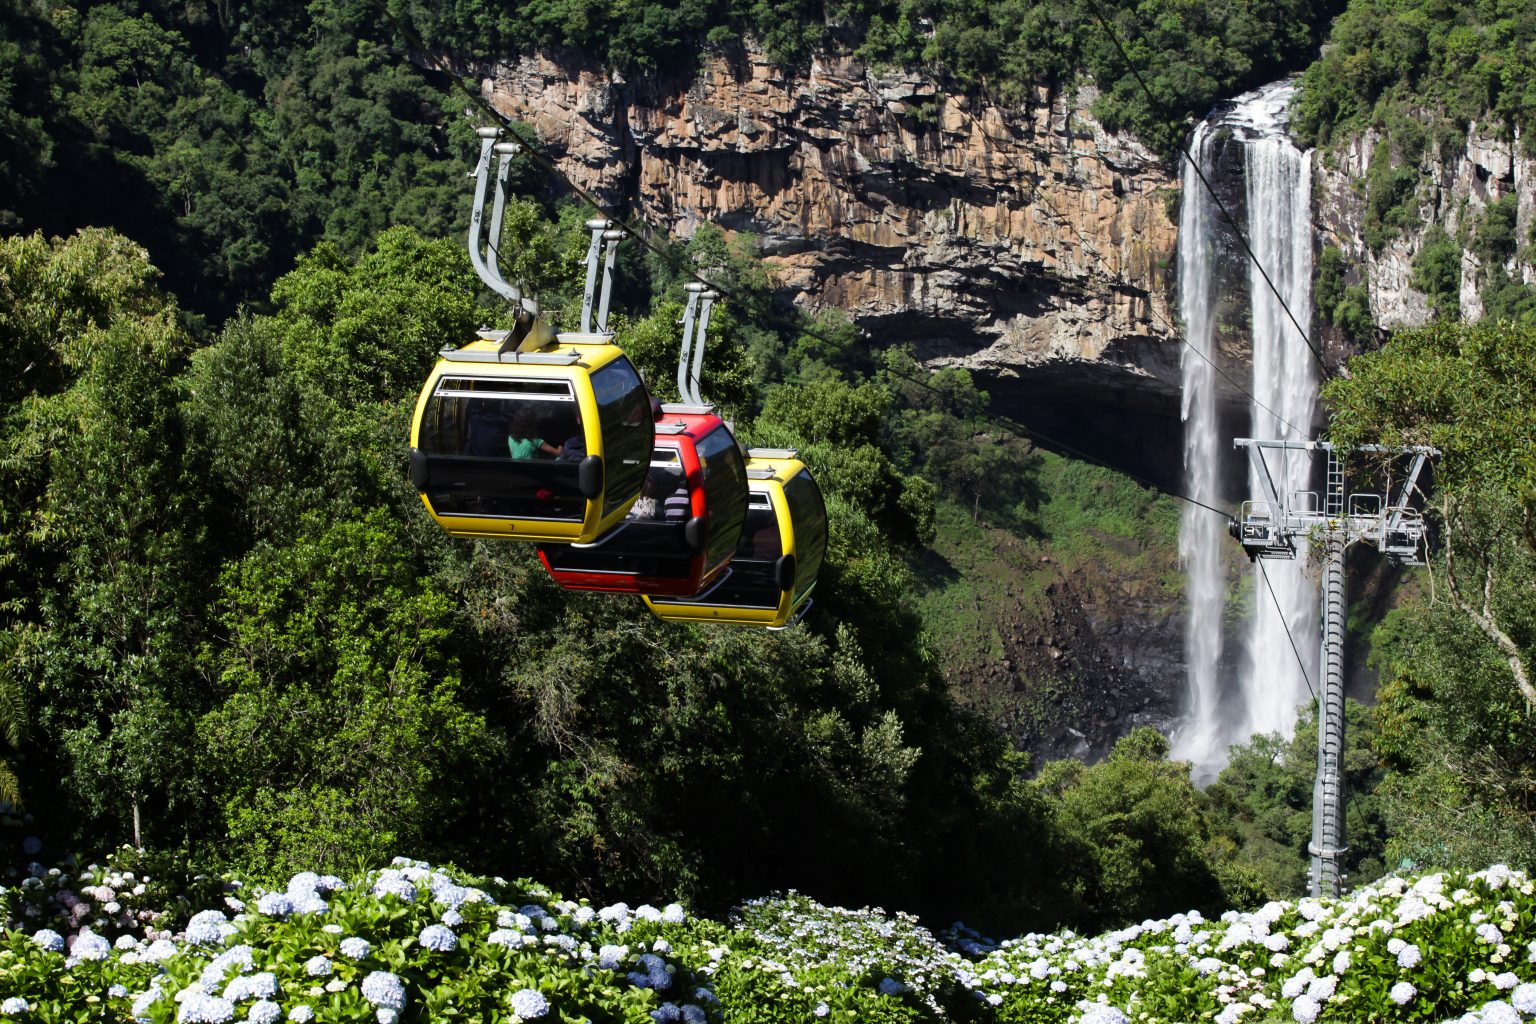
top-left (911, 452), bottom-right (1185, 762)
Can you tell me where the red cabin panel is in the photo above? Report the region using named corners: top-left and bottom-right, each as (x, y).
top-left (535, 406), bottom-right (747, 597)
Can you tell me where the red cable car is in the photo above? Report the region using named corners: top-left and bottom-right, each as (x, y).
top-left (536, 404), bottom-right (748, 596)
top-left (641, 449), bottom-right (827, 629)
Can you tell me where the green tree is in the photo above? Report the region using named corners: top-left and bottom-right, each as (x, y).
top-left (1033, 727), bottom-right (1224, 929)
top-left (199, 511), bottom-right (497, 879)
top-left (1411, 225), bottom-right (1462, 321)
top-left (8, 305), bottom-right (205, 849)
top-left (1326, 317), bottom-right (1536, 873)
top-left (0, 229), bottom-right (202, 840)
top-left (1203, 701), bottom-right (1385, 902)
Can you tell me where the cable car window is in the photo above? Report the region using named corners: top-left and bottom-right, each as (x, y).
top-left (415, 378), bottom-right (584, 523)
top-left (591, 357), bottom-right (651, 517)
top-left (695, 427), bottom-right (748, 565)
top-left (651, 495), bottom-right (781, 610)
top-left (436, 378), bottom-right (574, 398)
top-left (783, 469), bottom-right (827, 602)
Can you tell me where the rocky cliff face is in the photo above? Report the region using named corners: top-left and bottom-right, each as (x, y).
top-left (478, 49), bottom-right (1183, 414)
top-left (1315, 122), bottom-right (1536, 330)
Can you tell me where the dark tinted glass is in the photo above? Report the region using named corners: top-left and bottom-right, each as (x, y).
top-left (540, 450), bottom-right (695, 580)
top-left (540, 520), bottom-right (694, 579)
top-left (650, 497), bottom-right (782, 610)
top-left (694, 427), bottom-right (748, 564)
top-left (416, 379), bottom-right (584, 522)
top-left (783, 469), bottom-right (827, 602)
top-left (591, 357), bottom-right (652, 516)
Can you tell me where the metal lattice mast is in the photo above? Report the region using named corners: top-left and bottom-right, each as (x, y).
top-left (1311, 531), bottom-right (1348, 896)
top-left (1231, 439), bottom-right (1437, 897)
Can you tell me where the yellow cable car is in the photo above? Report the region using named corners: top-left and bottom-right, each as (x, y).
top-left (641, 449), bottom-right (827, 628)
top-left (408, 331), bottom-right (654, 543)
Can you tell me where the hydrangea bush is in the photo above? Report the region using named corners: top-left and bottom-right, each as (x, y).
top-left (2, 831), bottom-right (224, 947)
top-left (972, 865), bottom-right (1536, 1024)
top-left (1, 855), bottom-right (1535, 1024)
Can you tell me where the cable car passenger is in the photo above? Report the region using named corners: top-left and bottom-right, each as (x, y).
top-left (409, 339), bottom-right (653, 543)
top-left (534, 409), bottom-right (748, 597)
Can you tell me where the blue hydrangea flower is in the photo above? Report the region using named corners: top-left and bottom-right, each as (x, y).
top-left (508, 989), bottom-right (549, 1019)
top-left (649, 1004), bottom-right (680, 1023)
top-left (185, 910), bottom-right (228, 945)
top-left (2, 997), bottom-right (31, 1015)
top-left (440, 908), bottom-right (463, 927)
top-left (372, 875), bottom-right (416, 902)
top-left (31, 929), bottom-right (65, 953)
top-left (419, 924), bottom-right (457, 952)
top-left (316, 875), bottom-right (345, 894)
top-left (223, 971), bottom-right (277, 1002)
top-left (1514, 984), bottom-right (1536, 1015)
top-left (286, 872), bottom-right (320, 897)
top-left (543, 934), bottom-right (577, 954)
top-left (340, 937), bottom-right (371, 959)
top-left (132, 988), bottom-right (163, 1017)
top-left (177, 993), bottom-right (236, 1024)
top-left (1078, 1009), bottom-right (1129, 1024)
top-left (256, 892), bottom-right (293, 917)
top-left (247, 1001), bottom-right (281, 1024)
top-left (429, 879), bottom-right (467, 908)
top-left (201, 945), bottom-right (255, 989)
top-left (596, 944), bottom-right (627, 970)
top-left (682, 1006), bottom-right (707, 1024)
top-left (360, 972), bottom-right (406, 1011)
top-left (290, 892), bottom-right (328, 914)
top-left (145, 938), bottom-right (179, 962)
top-left (1290, 996), bottom-right (1320, 1024)
top-left (108, 984), bottom-right (128, 999)
top-left (71, 928), bottom-right (111, 961)
top-left (304, 955), bottom-right (332, 977)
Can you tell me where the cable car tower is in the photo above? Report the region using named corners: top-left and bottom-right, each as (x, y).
top-left (1229, 438), bottom-right (1439, 898)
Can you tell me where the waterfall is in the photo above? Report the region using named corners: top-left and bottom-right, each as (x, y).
top-left (1172, 122), bottom-right (1227, 773)
top-left (1173, 81), bottom-right (1320, 779)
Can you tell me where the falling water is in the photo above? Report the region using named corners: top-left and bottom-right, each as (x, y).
top-left (1171, 121), bottom-right (1227, 772)
top-left (1172, 81), bottom-right (1320, 778)
top-left (1236, 84), bottom-right (1319, 740)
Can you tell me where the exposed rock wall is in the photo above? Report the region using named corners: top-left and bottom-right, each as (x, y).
top-left (1315, 123), bottom-right (1536, 330)
top-left (478, 49), bottom-right (1183, 405)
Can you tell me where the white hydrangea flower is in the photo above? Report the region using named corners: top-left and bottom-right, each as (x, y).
top-left (1390, 982), bottom-right (1415, 1005)
top-left (1477, 1001), bottom-right (1521, 1024)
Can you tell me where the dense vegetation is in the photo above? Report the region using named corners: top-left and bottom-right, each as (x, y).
top-left (4, 2), bottom-right (1536, 1021)
top-left (3, 852), bottom-right (1535, 1023)
top-left (0, 0), bottom-right (1347, 336)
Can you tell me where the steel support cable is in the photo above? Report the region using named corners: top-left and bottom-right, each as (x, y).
top-left (366, 0), bottom-right (743, 303)
top-left (374, 0), bottom-right (1324, 447)
top-left (989, 134), bottom-right (1318, 442)
top-left (1257, 559), bottom-right (1320, 702)
top-left (1084, 6), bottom-right (1329, 375)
